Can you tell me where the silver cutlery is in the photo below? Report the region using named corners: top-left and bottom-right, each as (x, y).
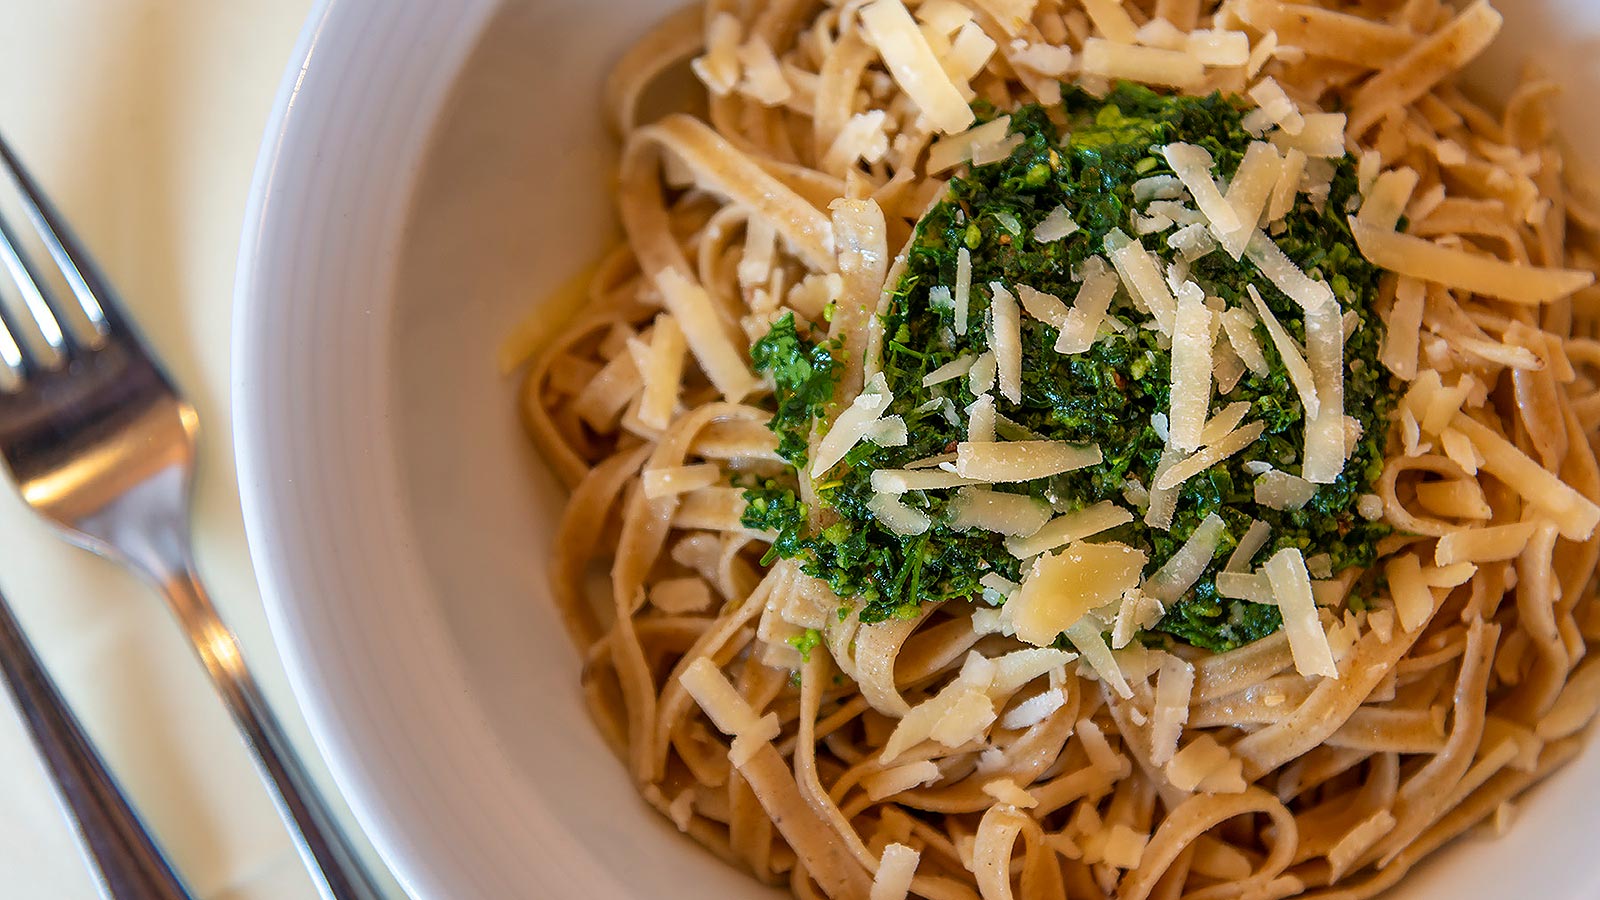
top-left (0, 133), bottom-right (384, 900)
top-left (0, 584), bottom-right (195, 900)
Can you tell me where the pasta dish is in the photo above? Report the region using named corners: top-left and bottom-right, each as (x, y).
top-left (518, 0), bottom-right (1600, 897)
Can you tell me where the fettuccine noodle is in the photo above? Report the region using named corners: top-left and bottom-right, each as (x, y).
top-left (516, 1), bottom-right (1600, 897)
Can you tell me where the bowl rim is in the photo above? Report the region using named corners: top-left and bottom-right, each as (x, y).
top-left (230, 1), bottom-right (508, 896)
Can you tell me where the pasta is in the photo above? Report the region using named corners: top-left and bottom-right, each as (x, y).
top-left (515, 1), bottom-right (1600, 898)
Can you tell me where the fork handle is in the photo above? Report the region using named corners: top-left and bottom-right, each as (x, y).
top-left (0, 588), bottom-right (196, 900)
top-left (159, 568), bottom-right (386, 900)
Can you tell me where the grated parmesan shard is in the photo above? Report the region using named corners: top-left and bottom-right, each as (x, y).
top-left (1162, 143), bottom-right (1242, 233)
top-left (1106, 230), bottom-right (1177, 335)
top-left (1213, 142), bottom-right (1285, 259)
top-left (1246, 77), bottom-right (1304, 136)
top-left (1056, 257), bottom-right (1121, 353)
top-left (1168, 284), bottom-right (1214, 451)
top-left (926, 116), bottom-right (1011, 173)
top-left (871, 844), bottom-right (921, 900)
top-left (1246, 233), bottom-right (1335, 312)
top-left (681, 657), bottom-right (781, 762)
top-left (1017, 285), bottom-right (1068, 329)
top-left (955, 247), bottom-right (973, 334)
top-left (1265, 548), bottom-right (1339, 678)
top-left (956, 440), bottom-right (1103, 482)
top-left (1033, 205), bottom-right (1079, 243)
top-left (1301, 300), bottom-right (1348, 483)
top-left (1155, 421), bottom-right (1267, 491)
top-left (859, 0), bottom-right (977, 134)
top-left (1010, 542), bottom-right (1145, 649)
top-left (637, 313), bottom-right (688, 430)
top-left (1150, 653), bottom-right (1196, 766)
top-left (1247, 285), bottom-right (1320, 417)
top-left (1268, 113), bottom-right (1348, 158)
top-left (1145, 512), bottom-right (1228, 603)
top-left (989, 283), bottom-right (1023, 404)
top-left (947, 486), bottom-right (1053, 536)
top-left (868, 492), bottom-right (933, 536)
top-left (1006, 501), bottom-right (1134, 559)
top-left (812, 373), bottom-right (892, 477)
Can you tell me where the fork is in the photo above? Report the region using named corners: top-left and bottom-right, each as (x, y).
top-left (0, 133), bottom-right (384, 900)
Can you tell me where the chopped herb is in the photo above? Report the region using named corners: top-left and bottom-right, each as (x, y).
top-left (748, 312), bottom-right (840, 467)
top-left (745, 83), bottom-right (1397, 650)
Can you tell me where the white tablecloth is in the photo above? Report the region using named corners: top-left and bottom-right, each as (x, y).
top-left (0, 2), bottom-right (401, 897)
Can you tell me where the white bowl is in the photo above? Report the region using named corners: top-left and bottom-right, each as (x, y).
top-left (233, 1), bottom-right (1600, 898)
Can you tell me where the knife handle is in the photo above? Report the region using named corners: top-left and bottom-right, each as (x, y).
top-left (0, 587), bottom-right (196, 900)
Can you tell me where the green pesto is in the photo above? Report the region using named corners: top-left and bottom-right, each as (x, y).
top-left (749, 313), bottom-right (840, 469)
top-left (788, 628), bottom-right (823, 663)
top-left (743, 83), bottom-right (1396, 651)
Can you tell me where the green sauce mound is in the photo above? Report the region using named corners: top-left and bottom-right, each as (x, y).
top-left (742, 83), bottom-right (1396, 652)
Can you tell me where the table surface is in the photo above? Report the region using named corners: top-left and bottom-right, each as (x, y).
top-left (0, 2), bottom-right (404, 897)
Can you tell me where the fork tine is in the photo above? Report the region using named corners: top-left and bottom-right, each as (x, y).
top-left (0, 211), bottom-right (70, 358)
top-left (0, 132), bottom-right (109, 332)
top-left (0, 301), bottom-right (30, 378)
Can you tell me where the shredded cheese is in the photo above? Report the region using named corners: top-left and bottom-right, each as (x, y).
top-left (636, 314), bottom-right (688, 430)
top-left (1246, 77), bottom-right (1305, 135)
top-left (1163, 143), bottom-right (1242, 233)
top-left (1005, 501), bottom-right (1134, 559)
top-left (1267, 147), bottom-right (1308, 223)
top-left (926, 116), bottom-right (1012, 173)
top-left (1150, 652), bottom-right (1194, 766)
top-left (1168, 285), bottom-right (1215, 450)
top-left (1017, 285), bottom-right (1068, 328)
top-left (967, 394), bottom-right (997, 443)
top-left (1247, 285), bottom-right (1320, 417)
top-left (1033, 204), bottom-right (1079, 242)
top-left (1301, 301), bottom-right (1347, 484)
top-left (1066, 619), bottom-right (1134, 698)
top-left (860, 0), bottom-right (978, 134)
top-left (1145, 512), bottom-right (1228, 604)
top-left (1266, 548), bottom-right (1338, 678)
top-left (1254, 469), bottom-right (1317, 509)
top-left (1106, 230), bottom-right (1178, 334)
top-left (1011, 543), bottom-right (1145, 647)
top-left (1167, 735), bottom-right (1234, 791)
top-left (1384, 553), bottom-right (1433, 633)
top-left (955, 247), bottom-right (973, 334)
top-left (869, 492), bottom-right (934, 536)
top-left (1269, 113), bottom-right (1348, 158)
top-left (1214, 142), bottom-right (1285, 259)
top-left (1057, 257), bottom-right (1121, 353)
top-left (680, 658), bottom-right (781, 765)
top-left (871, 844), bottom-right (921, 900)
top-left (1246, 233), bottom-right (1335, 311)
top-left (922, 353), bottom-right (976, 386)
top-left (989, 283), bottom-right (1023, 403)
top-left (948, 487), bottom-right (1053, 536)
top-left (956, 440), bottom-right (1103, 482)
top-left (1155, 421), bottom-right (1267, 491)
top-left (813, 373), bottom-right (893, 477)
